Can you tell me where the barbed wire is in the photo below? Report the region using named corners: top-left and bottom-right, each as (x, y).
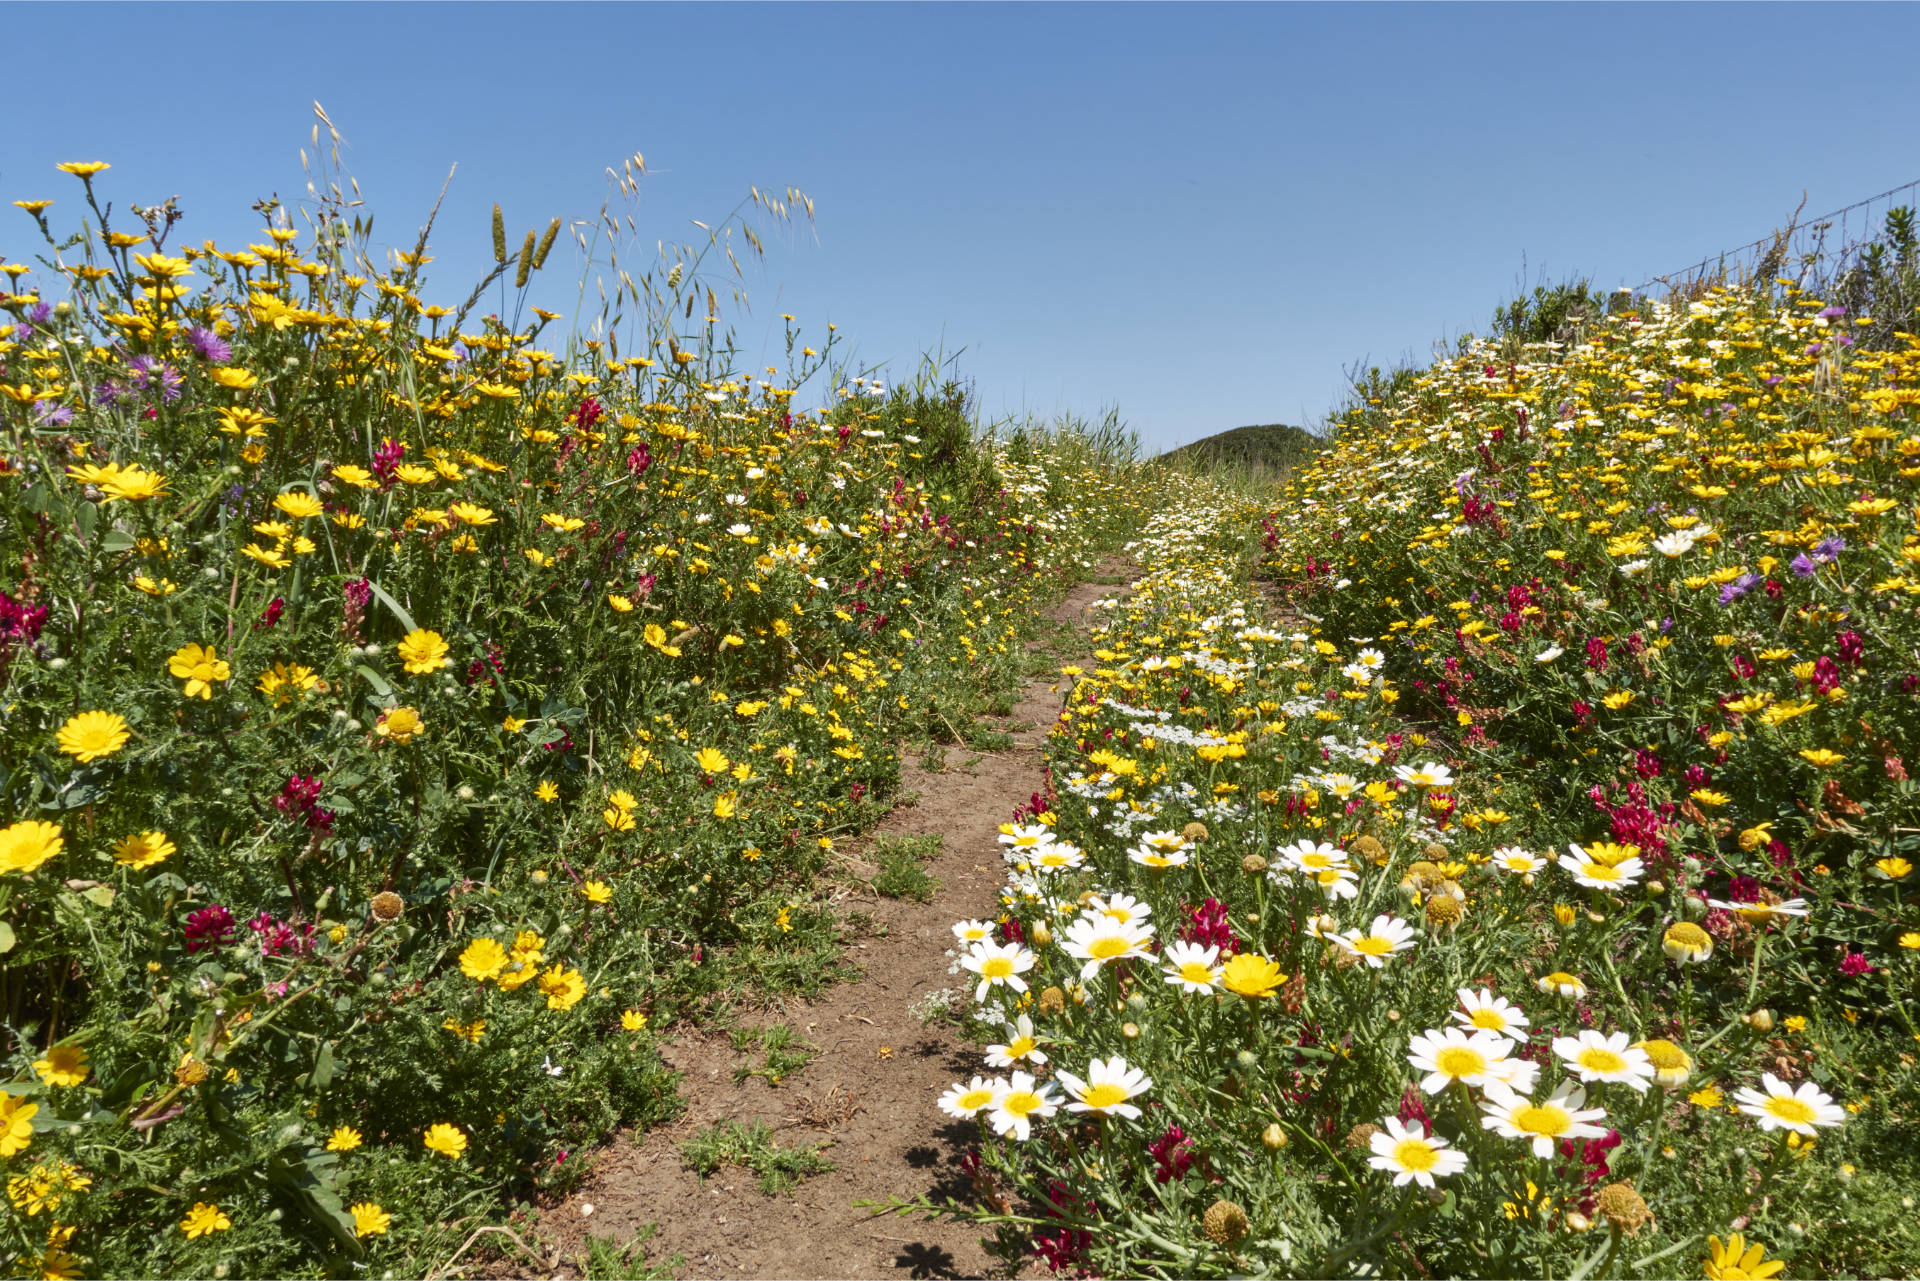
top-left (1636, 177), bottom-right (1920, 291)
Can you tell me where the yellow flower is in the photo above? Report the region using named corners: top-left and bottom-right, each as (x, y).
top-left (326, 1126), bottom-right (362, 1151)
top-left (442, 1018), bottom-right (486, 1043)
top-left (712, 792), bottom-right (738, 820)
top-left (0, 821), bottom-right (64, 876)
top-left (113, 830), bottom-right (175, 870)
top-left (1689, 789), bottom-right (1731, 807)
top-left (459, 937), bottom-right (509, 982)
top-left (538, 964), bottom-right (587, 1011)
top-left (1218, 953), bottom-right (1286, 999)
top-left (101, 466), bottom-right (169, 502)
top-left (1703, 1232), bottom-right (1784, 1280)
top-left (56, 710), bottom-right (129, 762)
top-left (581, 880), bottom-right (613, 904)
top-left (396, 628), bottom-right (450, 674)
top-left (332, 464), bottom-right (377, 489)
top-left (1798, 748), bottom-right (1845, 768)
top-left (180, 1202), bottom-right (231, 1238)
top-left (350, 1202), bottom-right (391, 1237)
top-left (503, 716), bottom-right (528, 734)
top-left (55, 161), bottom-right (111, 177)
top-left (0, 1092), bottom-right (35, 1157)
top-left (621, 1009), bottom-right (649, 1031)
top-left (423, 1123), bottom-right (468, 1159)
top-left (1737, 823), bottom-right (1774, 852)
top-left (32, 1045), bottom-right (88, 1088)
top-left (241, 542), bottom-right (291, 569)
top-left (1688, 1086), bottom-right (1724, 1109)
top-left (167, 643), bottom-right (230, 699)
top-left (1897, 931), bottom-right (1920, 950)
top-left (1871, 856), bottom-right (1912, 881)
top-left (541, 513), bottom-right (585, 532)
top-left (535, 781), bottom-right (559, 802)
top-left (374, 706), bottom-right (424, 744)
top-left (272, 491), bottom-right (324, 520)
top-left (1601, 690), bottom-right (1635, 710)
top-left (257, 662), bottom-right (321, 705)
top-left (607, 594), bottom-right (634, 612)
top-left (602, 807), bottom-right (635, 832)
top-left (449, 501), bottom-right (496, 527)
top-left (695, 747), bottom-right (730, 774)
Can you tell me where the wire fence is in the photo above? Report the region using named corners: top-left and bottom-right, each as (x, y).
top-left (1634, 177), bottom-right (1920, 298)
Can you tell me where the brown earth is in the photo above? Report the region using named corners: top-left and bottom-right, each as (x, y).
top-left (515, 561), bottom-right (1136, 1281)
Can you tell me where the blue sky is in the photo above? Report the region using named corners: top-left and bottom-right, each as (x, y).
top-left (8, 3), bottom-right (1920, 452)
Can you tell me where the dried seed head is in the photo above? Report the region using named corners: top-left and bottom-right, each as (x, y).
top-left (1595, 1181), bottom-right (1652, 1235)
top-left (1182, 821), bottom-right (1209, 844)
top-left (1241, 854), bottom-right (1268, 875)
top-left (1202, 1198), bottom-right (1250, 1246)
top-left (514, 230), bottom-right (536, 288)
top-left (1351, 834), bottom-right (1386, 865)
top-left (532, 217), bottom-right (562, 270)
top-left (1037, 986), bottom-right (1066, 1017)
top-left (1344, 1122), bottom-right (1379, 1150)
top-left (1423, 842), bottom-right (1449, 861)
top-left (1425, 893), bottom-right (1464, 930)
top-left (370, 891), bottom-right (405, 923)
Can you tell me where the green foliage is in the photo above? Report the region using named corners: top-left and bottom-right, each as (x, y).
top-left (679, 1120), bottom-right (833, 1196)
top-left (1159, 422), bottom-right (1323, 483)
top-left (870, 833), bottom-right (940, 902)
top-left (728, 1023), bottom-right (818, 1086)
top-left (578, 1225), bottom-right (681, 1280)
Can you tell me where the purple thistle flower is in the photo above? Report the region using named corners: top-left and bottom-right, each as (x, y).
top-left (127, 355), bottom-right (185, 404)
top-left (1718, 573), bottom-right (1761, 606)
top-left (186, 326), bottom-right (232, 363)
top-left (1789, 553), bottom-right (1818, 578)
top-left (1813, 535), bottom-right (1847, 561)
top-left (31, 399), bottom-right (73, 427)
top-left (1818, 305), bottom-right (1848, 319)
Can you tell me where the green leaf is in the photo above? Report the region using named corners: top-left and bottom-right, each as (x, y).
top-left (366, 578), bottom-right (419, 636)
top-left (310, 1040), bottom-right (334, 1089)
top-left (355, 665), bottom-right (393, 698)
top-left (99, 528), bottom-right (136, 553)
top-left (0, 922), bottom-right (14, 954)
top-left (80, 886), bottom-right (114, 908)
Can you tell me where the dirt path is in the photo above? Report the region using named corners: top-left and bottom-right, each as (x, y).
top-left (530, 561), bottom-right (1135, 1280)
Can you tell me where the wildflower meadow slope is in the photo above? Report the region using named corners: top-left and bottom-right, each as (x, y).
top-left (0, 163), bottom-right (1158, 1277)
top-left (915, 291), bottom-right (1920, 1277)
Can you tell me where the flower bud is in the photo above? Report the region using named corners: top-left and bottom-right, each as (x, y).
top-left (1234, 1049), bottom-right (1259, 1073)
top-left (1261, 1123), bottom-right (1287, 1150)
top-left (1746, 1009), bottom-right (1775, 1033)
top-left (1241, 854), bottom-right (1268, 875)
top-left (1030, 920), bottom-right (1053, 948)
top-left (1564, 1212), bottom-right (1593, 1234)
top-left (1122, 1022), bottom-right (1141, 1040)
top-left (1645, 879), bottom-right (1666, 897)
top-left (1554, 903), bottom-right (1577, 927)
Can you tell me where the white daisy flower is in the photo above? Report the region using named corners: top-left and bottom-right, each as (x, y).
top-left (1394, 762), bottom-right (1455, 789)
top-left (1452, 987), bottom-right (1531, 1042)
top-left (985, 1013), bottom-right (1046, 1068)
top-left (1029, 842), bottom-right (1086, 874)
top-left (1060, 914), bottom-right (1154, 980)
top-left (1130, 845), bottom-right (1190, 870)
top-left (998, 824), bottom-right (1053, 853)
top-left (987, 1070), bottom-right (1059, 1140)
top-left (1534, 644), bottom-right (1564, 663)
top-left (1281, 839), bottom-right (1348, 875)
top-left (1137, 830), bottom-right (1189, 854)
top-left (1406, 1026), bottom-right (1512, 1094)
top-left (1056, 1056), bottom-right (1152, 1119)
top-left (951, 919), bottom-right (995, 946)
top-left (1160, 940), bottom-right (1222, 993)
top-left (938, 1075), bottom-right (1002, 1120)
top-left (1312, 865), bottom-right (1360, 901)
top-left (1479, 1080), bottom-right (1610, 1158)
top-left (1368, 1117), bottom-right (1468, 1188)
top-left (960, 940), bottom-right (1035, 1003)
top-left (1733, 1073), bottom-right (1847, 1136)
top-left (1086, 892), bottom-right (1152, 926)
top-left (1334, 914), bottom-right (1417, 968)
top-left (1551, 1029), bottom-right (1656, 1093)
top-left (1559, 850), bottom-right (1645, 891)
top-left (1706, 897), bottom-right (1810, 923)
top-left (1491, 847), bottom-right (1545, 876)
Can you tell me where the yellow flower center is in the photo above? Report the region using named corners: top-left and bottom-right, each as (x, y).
top-left (1434, 1046), bottom-right (1487, 1078)
top-left (1353, 935), bottom-right (1394, 956)
top-left (956, 1088), bottom-right (993, 1111)
top-left (1140, 854), bottom-right (1172, 867)
top-left (1765, 1096), bottom-right (1817, 1125)
top-left (1088, 937), bottom-right (1130, 960)
top-left (1392, 1138), bottom-right (1439, 1172)
top-left (1300, 853), bottom-right (1332, 870)
top-left (1512, 1104), bottom-right (1571, 1138)
top-left (1469, 1009), bottom-right (1507, 1032)
top-left (1577, 1047), bottom-right (1627, 1074)
top-left (1005, 1037), bottom-right (1035, 1058)
top-left (1178, 962), bottom-right (1215, 985)
top-left (1581, 863), bottom-right (1620, 881)
top-left (1079, 1083), bottom-right (1129, 1110)
top-left (1001, 1089), bottom-right (1043, 1118)
top-left (981, 957), bottom-right (1014, 980)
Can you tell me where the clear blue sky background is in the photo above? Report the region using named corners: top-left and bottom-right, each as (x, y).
top-left (8, 3), bottom-right (1920, 452)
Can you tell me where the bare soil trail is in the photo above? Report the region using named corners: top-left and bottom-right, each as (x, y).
top-left (530, 560), bottom-right (1137, 1280)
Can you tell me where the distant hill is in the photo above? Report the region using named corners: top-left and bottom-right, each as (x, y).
top-left (1158, 422), bottom-right (1322, 477)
